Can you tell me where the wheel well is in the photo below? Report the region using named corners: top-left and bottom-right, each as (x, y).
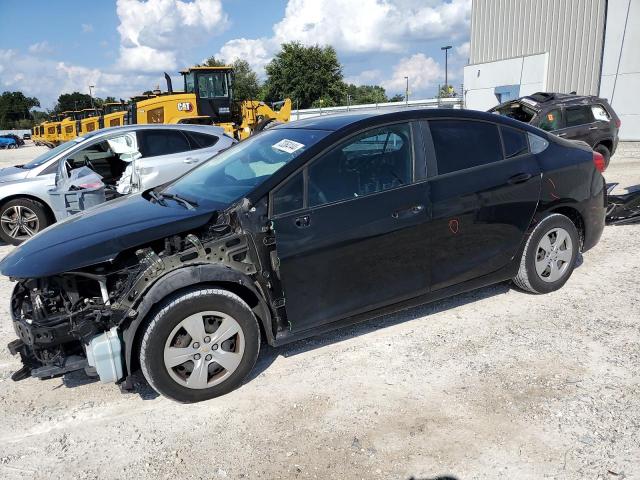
top-left (549, 206), bottom-right (585, 249)
top-left (0, 194), bottom-right (56, 224)
top-left (595, 139), bottom-right (612, 153)
top-left (127, 280), bottom-right (270, 374)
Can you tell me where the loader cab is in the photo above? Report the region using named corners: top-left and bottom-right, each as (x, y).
top-left (78, 108), bottom-right (102, 135)
top-left (182, 67), bottom-right (234, 124)
top-left (103, 102), bottom-right (128, 128)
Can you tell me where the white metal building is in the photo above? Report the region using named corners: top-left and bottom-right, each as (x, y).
top-left (463, 0), bottom-right (640, 140)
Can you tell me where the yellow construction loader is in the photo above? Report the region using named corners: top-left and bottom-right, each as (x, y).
top-left (133, 66), bottom-right (291, 140)
top-left (59, 111), bottom-right (80, 142)
top-left (101, 101), bottom-right (128, 128)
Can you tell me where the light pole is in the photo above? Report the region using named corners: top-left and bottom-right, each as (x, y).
top-left (441, 45), bottom-right (452, 95)
top-left (404, 76), bottom-right (409, 106)
top-left (89, 85), bottom-right (95, 109)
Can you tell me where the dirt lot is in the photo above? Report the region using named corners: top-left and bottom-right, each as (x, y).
top-left (0, 142), bottom-right (638, 480)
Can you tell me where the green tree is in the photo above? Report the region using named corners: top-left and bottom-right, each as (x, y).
top-left (0, 91), bottom-right (41, 129)
top-left (264, 42), bottom-right (343, 109)
top-left (54, 92), bottom-right (95, 113)
top-left (230, 59), bottom-right (261, 101)
top-left (439, 84), bottom-right (457, 98)
top-left (201, 56), bottom-right (226, 67)
top-left (344, 84), bottom-right (388, 105)
top-left (388, 93), bottom-right (405, 102)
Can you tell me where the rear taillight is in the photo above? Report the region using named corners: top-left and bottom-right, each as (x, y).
top-left (615, 118), bottom-right (621, 129)
top-left (593, 151), bottom-right (606, 172)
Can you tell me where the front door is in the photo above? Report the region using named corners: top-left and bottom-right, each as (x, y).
top-left (271, 122), bottom-right (431, 334)
top-left (425, 119), bottom-right (542, 290)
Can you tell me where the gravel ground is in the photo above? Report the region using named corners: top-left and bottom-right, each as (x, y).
top-left (0, 142), bottom-right (638, 480)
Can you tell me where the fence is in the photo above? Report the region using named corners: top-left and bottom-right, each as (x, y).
top-left (290, 97), bottom-right (464, 121)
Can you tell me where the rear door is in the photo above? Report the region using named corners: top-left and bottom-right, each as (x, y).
top-left (425, 119), bottom-right (542, 290)
top-left (555, 105), bottom-right (595, 145)
top-left (271, 122), bottom-right (431, 334)
top-left (135, 129), bottom-right (208, 188)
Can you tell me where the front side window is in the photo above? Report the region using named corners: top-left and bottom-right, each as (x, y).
top-left (165, 128), bottom-right (329, 207)
top-left (537, 109), bottom-right (563, 131)
top-left (198, 73), bottom-right (228, 99)
top-left (308, 123), bottom-right (413, 207)
top-left (565, 106), bottom-right (594, 127)
top-left (138, 130), bottom-right (190, 157)
top-left (273, 172), bottom-right (304, 215)
top-left (430, 120), bottom-right (502, 175)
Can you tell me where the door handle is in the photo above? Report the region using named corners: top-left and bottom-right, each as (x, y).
top-left (392, 204), bottom-right (425, 219)
top-left (183, 157), bottom-right (199, 164)
top-left (558, 132), bottom-right (567, 137)
top-left (589, 126), bottom-right (598, 130)
top-left (294, 215), bottom-right (311, 228)
top-left (508, 172), bottom-right (532, 185)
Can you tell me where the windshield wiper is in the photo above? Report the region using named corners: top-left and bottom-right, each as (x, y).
top-left (159, 192), bottom-right (198, 210)
top-left (148, 189), bottom-right (167, 206)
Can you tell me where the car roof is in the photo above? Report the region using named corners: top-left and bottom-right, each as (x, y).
top-left (275, 107), bottom-right (539, 133)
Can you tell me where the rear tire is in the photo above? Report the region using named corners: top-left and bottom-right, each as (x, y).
top-left (0, 198), bottom-right (51, 245)
top-left (513, 213), bottom-right (579, 294)
top-left (594, 144), bottom-right (611, 168)
top-left (139, 288), bottom-right (261, 403)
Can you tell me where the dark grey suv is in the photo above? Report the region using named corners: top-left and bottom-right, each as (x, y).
top-left (490, 92), bottom-right (620, 167)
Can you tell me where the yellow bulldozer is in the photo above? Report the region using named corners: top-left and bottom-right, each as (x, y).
top-left (132, 66), bottom-right (291, 140)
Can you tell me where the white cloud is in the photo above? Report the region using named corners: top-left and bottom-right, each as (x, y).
top-left (381, 54), bottom-right (444, 94)
top-left (81, 23), bottom-right (94, 33)
top-left (217, 38), bottom-right (277, 75)
top-left (116, 0), bottom-right (229, 72)
top-left (28, 41), bottom-right (53, 55)
top-left (455, 41), bottom-right (470, 59)
top-left (0, 49), bottom-right (164, 108)
top-left (272, 0), bottom-right (471, 53)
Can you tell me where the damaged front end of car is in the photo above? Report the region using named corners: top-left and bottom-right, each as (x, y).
top-left (5, 197), bottom-right (284, 387)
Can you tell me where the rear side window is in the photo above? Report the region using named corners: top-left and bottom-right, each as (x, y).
top-left (501, 126), bottom-right (529, 158)
top-left (565, 106), bottom-right (594, 127)
top-left (138, 130), bottom-right (191, 157)
top-left (538, 109), bottom-right (563, 131)
top-left (591, 105), bottom-right (611, 122)
top-left (185, 131), bottom-right (219, 149)
top-left (430, 120), bottom-right (502, 175)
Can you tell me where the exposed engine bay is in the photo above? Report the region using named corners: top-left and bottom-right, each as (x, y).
top-left (7, 199), bottom-right (283, 385)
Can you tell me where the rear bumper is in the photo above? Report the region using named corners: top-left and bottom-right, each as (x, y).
top-left (581, 179), bottom-right (606, 253)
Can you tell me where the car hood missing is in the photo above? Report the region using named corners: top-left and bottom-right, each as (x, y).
top-left (0, 194), bottom-right (224, 278)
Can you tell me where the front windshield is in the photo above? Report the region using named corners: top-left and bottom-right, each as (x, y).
top-left (22, 137), bottom-right (86, 169)
top-left (198, 73), bottom-right (228, 98)
top-left (165, 128), bottom-right (329, 206)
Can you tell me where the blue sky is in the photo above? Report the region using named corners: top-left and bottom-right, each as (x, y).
top-left (0, 0), bottom-right (471, 109)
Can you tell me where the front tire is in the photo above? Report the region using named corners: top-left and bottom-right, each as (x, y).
top-left (513, 213), bottom-right (579, 294)
top-left (0, 198), bottom-right (51, 245)
top-left (139, 288), bottom-right (261, 403)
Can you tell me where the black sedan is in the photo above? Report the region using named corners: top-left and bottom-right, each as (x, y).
top-left (1, 108), bottom-right (607, 402)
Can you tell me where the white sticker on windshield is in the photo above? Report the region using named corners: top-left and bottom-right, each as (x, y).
top-left (272, 139), bottom-right (305, 154)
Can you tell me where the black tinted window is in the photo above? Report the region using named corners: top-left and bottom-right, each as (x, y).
top-left (430, 120), bottom-right (502, 175)
top-left (501, 126), bottom-right (529, 158)
top-left (186, 131), bottom-right (219, 149)
top-left (308, 123), bottom-right (412, 207)
top-left (138, 130), bottom-right (191, 157)
top-left (565, 106), bottom-right (594, 127)
top-left (273, 172), bottom-right (304, 215)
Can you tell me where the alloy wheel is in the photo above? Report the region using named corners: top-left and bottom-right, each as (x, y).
top-left (0, 205), bottom-right (40, 241)
top-left (163, 311), bottom-right (245, 389)
top-left (534, 227), bottom-right (573, 283)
